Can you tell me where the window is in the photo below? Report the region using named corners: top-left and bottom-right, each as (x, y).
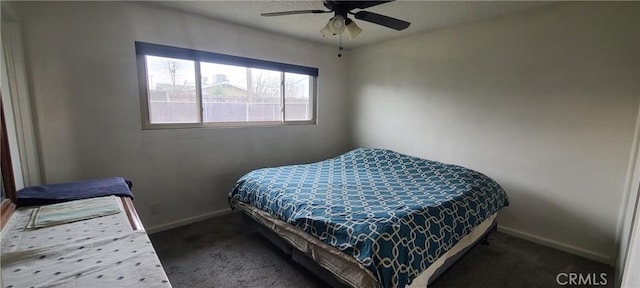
top-left (135, 42), bottom-right (318, 129)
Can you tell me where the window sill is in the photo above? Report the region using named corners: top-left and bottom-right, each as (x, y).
top-left (141, 120), bottom-right (316, 130)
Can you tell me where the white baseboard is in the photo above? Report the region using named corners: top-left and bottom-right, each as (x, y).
top-left (498, 225), bottom-right (613, 266)
top-left (146, 208), bottom-right (235, 234)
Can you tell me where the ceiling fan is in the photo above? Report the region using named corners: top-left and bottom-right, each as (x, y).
top-left (260, 1), bottom-right (411, 40)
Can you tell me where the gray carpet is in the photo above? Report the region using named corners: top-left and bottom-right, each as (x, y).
top-left (149, 212), bottom-right (614, 288)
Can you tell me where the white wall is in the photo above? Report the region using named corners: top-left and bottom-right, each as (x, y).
top-left (12, 2), bottom-right (350, 230)
top-left (348, 2), bottom-right (639, 264)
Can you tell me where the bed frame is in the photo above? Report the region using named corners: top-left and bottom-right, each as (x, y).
top-left (242, 211), bottom-right (498, 288)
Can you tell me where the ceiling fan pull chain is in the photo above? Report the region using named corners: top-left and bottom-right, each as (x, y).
top-left (338, 33), bottom-right (344, 58)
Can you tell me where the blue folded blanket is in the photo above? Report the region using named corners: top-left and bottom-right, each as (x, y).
top-left (16, 177), bottom-right (134, 207)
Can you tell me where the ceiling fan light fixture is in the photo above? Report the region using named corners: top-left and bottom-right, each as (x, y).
top-left (345, 18), bottom-right (362, 39)
top-left (320, 21), bottom-right (333, 37)
top-left (328, 15), bottom-right (345, 35)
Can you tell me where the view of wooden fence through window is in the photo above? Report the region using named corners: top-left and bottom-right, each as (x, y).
top-left (145, 55), bottom-right (312, 124)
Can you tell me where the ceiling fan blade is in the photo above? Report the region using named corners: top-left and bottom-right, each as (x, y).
top-left (343, 1), bottom-right (394, 10)
top-left (353, 11), bottom-right (410, 31)
top-left (261, 10), bottom-right (331, 17)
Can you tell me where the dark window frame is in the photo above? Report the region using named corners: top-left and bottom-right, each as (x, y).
top-left (135, 42), bottom-right (318, 129)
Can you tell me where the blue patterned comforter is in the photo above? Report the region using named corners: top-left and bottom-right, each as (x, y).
top-left (229, 148), bottom-right (509, 288)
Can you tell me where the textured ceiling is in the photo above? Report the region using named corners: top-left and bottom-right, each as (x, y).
top-left (147, 1), bottom-right (552, 49)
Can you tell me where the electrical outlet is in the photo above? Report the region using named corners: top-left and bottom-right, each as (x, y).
top-left (149, 202), bottom-right (160, 216)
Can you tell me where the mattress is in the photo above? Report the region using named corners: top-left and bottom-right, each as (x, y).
top-left (229, 148), bottom-right (509, 288)
top-left (234, 200), bottom-right (497, 288)
top-left (1, 198), bottom-right (171, 288)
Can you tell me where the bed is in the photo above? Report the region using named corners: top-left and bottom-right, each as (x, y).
top-left (229, 148), bottom-right (509, 288)
top-left (1, 178), bottom-right (171, 288)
